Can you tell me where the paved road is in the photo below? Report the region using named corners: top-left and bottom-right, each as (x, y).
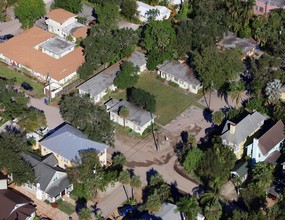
top-left (0, 19), bottom-right (22, 35)
top-left (29, 97), bottom-right (64, 129)
top-left (96, 183), bottom-right (132, 218)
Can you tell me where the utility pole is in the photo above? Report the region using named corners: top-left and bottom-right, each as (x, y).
top-left (46, 73), bottom-right (51, 104)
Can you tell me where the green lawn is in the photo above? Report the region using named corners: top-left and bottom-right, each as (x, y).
top-left (56, 199), bottom-right (75, 215)
top-left (0, 62), bottom-right (45, 98)
top-left (112, 73), bottom-right (203, 125)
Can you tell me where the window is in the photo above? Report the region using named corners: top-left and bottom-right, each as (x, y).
top-left (174, 77), bottom-right (178, 82)
top-left (53, 175), bottom-right (59, 182)
top-left (255, 6), bottom-right (258, 10)
top-left (258, 153), bottom-right (261, 157)
top-left (27, 183), bottom-right (33, 189)
top-left (259, 7), bottom-right (264, 12)
top-left (192, 85), bottom-right (196, 90)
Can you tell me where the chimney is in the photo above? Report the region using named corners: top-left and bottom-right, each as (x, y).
top-left (230, 123), bottom-right (236, 134)
top-left (0, 173), bottom-right (8, 190)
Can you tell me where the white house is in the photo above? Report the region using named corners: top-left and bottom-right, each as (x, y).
top-left (22, 153), bottom-right (73, 203)
top-left (78, 51), bottom-right (147, 104)
top-left (247, 120), bottom-right (285, 164)
top-left (157, 60), bottom-right (202, 94)
top-left (105, 98), bottom-right (156, 135)
top-left (45, 8), bottom-right (88, 40)
top-left (137, 1), bottom-right (171, 22)
top-left (126, 51), bottom-right (147, 74)
top-left (77, 62), bottom-right (121, 104)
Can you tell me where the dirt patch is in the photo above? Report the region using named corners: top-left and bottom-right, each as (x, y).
top-left (188, 124), bottom-right (202, 136)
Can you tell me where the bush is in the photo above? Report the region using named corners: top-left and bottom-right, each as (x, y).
top-left (44, 199), bottom-right (50, 205)
top-left (168, 81), bottom-right (179, 88)
top-left (51, 202), bottom-right (58, 208)
top-left (56, 199), bottom-right (75, 215)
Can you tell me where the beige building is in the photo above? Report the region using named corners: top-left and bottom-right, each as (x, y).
top-left (221, 111), bottom-right (268, 159)
top-left (39, 123), bottom-right (109, 168)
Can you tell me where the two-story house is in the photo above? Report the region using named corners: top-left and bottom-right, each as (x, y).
top-left (247, 120), bottom-right (285, 164)
top-left (45, 8), bottom-right (88, 41)
top-left (22, 153), bottom-right (73, 203)
top-left (254, 0), bottom-right (285, 15)
top-left (221, 111), bottom-right (268, 159)
top-left (157, 60), bottom-right (202, 94)
top-left (0, 173), bottom-right (36, 220)
top-left (39, 123), bottom-right (109, 168)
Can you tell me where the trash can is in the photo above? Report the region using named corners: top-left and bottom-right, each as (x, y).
top-left (44, 99), bottom-right (47, 104)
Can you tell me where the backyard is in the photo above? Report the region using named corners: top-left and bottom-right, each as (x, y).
top-left (0, 62), bottom-right (45, 97)
top-left (112, 73), bottom-right (203, 125)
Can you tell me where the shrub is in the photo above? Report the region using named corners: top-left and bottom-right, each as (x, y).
top-left (168, 81), bottom-right (179, 88)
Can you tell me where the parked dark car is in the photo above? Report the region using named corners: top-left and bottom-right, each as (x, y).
top-left (118, 205), bottom-right (137, 216)
top-left (0, 34), bottom-right (14, 41)
top-left (21, 82), bottom-right (33, 91)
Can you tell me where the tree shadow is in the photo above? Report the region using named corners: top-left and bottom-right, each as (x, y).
top-left (75, 197), bottom-right (87, 214)
top-left (203, 108), bottom-right (213, 123)
top-left (146, 168), bottom-right (159, 185)
top-left (90, 202), bottom-right (101, 216)
top-left (218, 82), bottom-right (230, 106)
top-left (180, 131), bottom-right (188, 143)
top-left (169, 181), bottom-right (185, 204)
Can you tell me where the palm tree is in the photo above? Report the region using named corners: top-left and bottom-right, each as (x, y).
top-left (176, 197), bottom-right (201, 220)
top-left (130, 175), bottom-right (142, 198)
top-left (230, 81), bottom-right (245, 106)
top-left (145, 8), bottom-right (160, 20)
top-left (265, 79), bottom-right (282, 103)
top-left (200, 179), bottom-right (224, 219)
top-left (118, 170), bottom-right (131, 199)
top-left (119, 106), bottom-right (129, 127)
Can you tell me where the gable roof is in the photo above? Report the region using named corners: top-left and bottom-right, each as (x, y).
top-left (77, 62), bottom-right (120, 98)
top-left (39, 123), bottom-right (109, 161)
top-left (0, 188), bottom-right (36, 220)
top-left (22, 153), bottom-right (68, 193)
top-left (157, 60), bottom-right (200, 86)
top-left (0, 27), bottom-right (84, 82)
top-left (258, 120), bottom-right (285, 155)
top-left (218, 32), bottom-right (257, 55)
top-left (265, 150), bottom-right (281, 165)
top-left (231, 161), bottom-right (249, 178)
top-left (105, 98), bottom-right (156, 127)
top-left (46, 8), bottom-right (77, 24)
top-left (126, 51), bottom-right (147, 68)
top-left (221, 111), bottom-right (268, 145)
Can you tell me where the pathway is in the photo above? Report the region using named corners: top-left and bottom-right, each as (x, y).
top-left (28, 97), bottom-right (64, 129)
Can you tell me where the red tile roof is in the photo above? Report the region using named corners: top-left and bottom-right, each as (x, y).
top-left (46, 8), bottom-right (76, 24)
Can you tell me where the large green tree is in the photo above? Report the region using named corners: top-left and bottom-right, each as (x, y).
top-left (142, 19), bottom-right (177, 70)
top-left (14, 0), bottom-right (45, 28)
top-left (197, 142), bottom-right (236, 184)
top-left (114, 61), bottom-right (139, 89)
top-left (127, 87), bottom-right (156, 113)
top-left (59, 94), bottom-right (114, 146)
top-left (0, 129), bottom-right (34, 185)
top-left (120, 0), bottom-right (137, 20)
top-left (176, 197), bottom-right (201, 220)
top-left (54, 0), bottom-right (82, 13)
top-left (183, 147), bottom-right (204, 174)
top-left (96, 2), bottom-right (120, 30)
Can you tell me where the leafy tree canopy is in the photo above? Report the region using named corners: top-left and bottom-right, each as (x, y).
top-left (127, 87), bottom-right (156, 113)
top-left (141, 19), bottom-right (177, 70)
top-left (0, 128), bottom-right (34, 185)
top-left (120, 0), bottom-right (138, 20)
top-left (114, 61), bottom-right (139, 89)
top-left (54, 0), bottom-right (82, 13)
top-left (14, 0), bottom-right (45, 28)
top-left (59, 94), bottom-right (114, 146)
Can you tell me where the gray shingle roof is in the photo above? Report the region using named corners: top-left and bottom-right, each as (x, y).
top-left (142, 203), bottom-right (181, 220)
top-left (40, 123), bottom-right (108, 161)
top-left (232, 161), bottom-right (249, 178)
top-left (77, 62), bottom-right (120, 98)
top-left (105, 98), bottom-right (156, 128)
top-left (157, 60), bottom-right (200, 86)
top-left (46, 176), bottom-right (70, 197)
top-left (218, 32), bottom-right (257, 55)
top-left (126, 51), bottom-right (147, 68)
top-left (23, 153), bottom-right (68, 193)
top-left (221, 111), bottom-right (268, 146)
